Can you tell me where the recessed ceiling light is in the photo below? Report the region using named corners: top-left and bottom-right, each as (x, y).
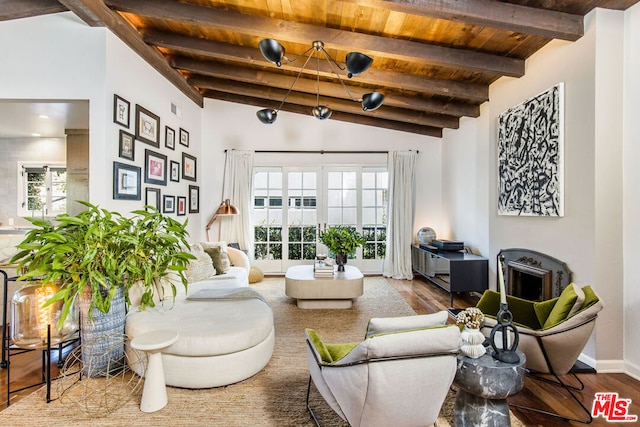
top-left (38, 115), bottom-right (49, 119)
top-left (32, 133), bottom-right (41, 137)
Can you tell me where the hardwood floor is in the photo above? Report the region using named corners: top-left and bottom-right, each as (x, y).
top-left (1, 276), bottom-right (639, 426)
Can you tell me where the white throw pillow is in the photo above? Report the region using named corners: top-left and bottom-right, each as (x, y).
top-left (185, 243), bottom-right (216, 282)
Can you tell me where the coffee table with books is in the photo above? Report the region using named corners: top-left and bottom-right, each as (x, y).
top-left (284, 264), bottom-right (364, 309)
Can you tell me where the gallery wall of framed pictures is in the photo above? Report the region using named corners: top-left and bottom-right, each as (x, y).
top-left (112, 93), bottom-right (199, 218)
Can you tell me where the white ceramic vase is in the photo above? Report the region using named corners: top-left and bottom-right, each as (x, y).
top-left (460, 326), bottom-right (486, 359)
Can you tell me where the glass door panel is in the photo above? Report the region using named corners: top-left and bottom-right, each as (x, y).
top-left (253, 170), bottom-right (284, 272)
top-left (252, 166), bottom-right (387, 274)
top-left (284, 170), bottom-right (320, 269)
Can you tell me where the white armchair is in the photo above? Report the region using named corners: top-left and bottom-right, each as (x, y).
top-left (305, 312), bottom-right (460, 427)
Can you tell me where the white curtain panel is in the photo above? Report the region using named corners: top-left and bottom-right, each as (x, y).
top-left (222, 150), bottom-right (254, 259)
top-left (383, 151), bottom-right (416, 280)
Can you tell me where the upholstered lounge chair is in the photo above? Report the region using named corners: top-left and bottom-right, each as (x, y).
top-left (305, 311), bottom-right (460, 427)
top-left (477, 284), bottom-right (604, 424)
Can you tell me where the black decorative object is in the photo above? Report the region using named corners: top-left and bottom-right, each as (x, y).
top-left (490, 255), bottom-right (520, 364)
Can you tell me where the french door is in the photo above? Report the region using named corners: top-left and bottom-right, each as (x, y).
top-left (252, 166), bottom-right (388, 274)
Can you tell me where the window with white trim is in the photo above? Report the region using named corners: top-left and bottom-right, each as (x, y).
top-left (17, 162), bottom-right (67, 217)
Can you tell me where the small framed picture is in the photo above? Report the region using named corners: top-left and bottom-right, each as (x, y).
top-left (135, 104), bottom-right (160, 147)
top-left (144, 149), bottom-right (167, 186)
top-left (189, 185), bottom-right (199, 213)
top-left (182, 152), bottom-right (197, 182)
top-left (165, 126), bottom-right (175, 150)
top-left (179, 128), bottom-right (189, 147)
top-left (177, 196), bottom-right (186, 216)
top-left (145, 187), bottom-right (161, 211)
top-left (113, 94), bottom-right (130, 128)
top-left (118, 130), bottom-right (135, 161)
top-left (113, 161), bottom-right (141, 200)
top-left (163, 195), bottom-right (175, 213)
top-left (170, 160), bottom-right (180, 182)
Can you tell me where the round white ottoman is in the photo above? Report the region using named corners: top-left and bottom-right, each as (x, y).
top-left (125, 292), bottom-right (274, 389)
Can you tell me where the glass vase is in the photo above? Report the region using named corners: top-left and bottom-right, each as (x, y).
top-left (11, 282), bottom-right (78, 350)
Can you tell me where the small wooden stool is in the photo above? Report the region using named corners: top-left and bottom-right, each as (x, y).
top-left (130, 329), bottom-right (179, 413)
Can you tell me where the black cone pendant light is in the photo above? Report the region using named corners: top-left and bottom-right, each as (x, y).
top-left (256, 39), bottom-right (384, 124)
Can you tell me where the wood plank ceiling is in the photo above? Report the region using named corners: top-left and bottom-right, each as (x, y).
top-left (3, 0), bottom-right (640, 137)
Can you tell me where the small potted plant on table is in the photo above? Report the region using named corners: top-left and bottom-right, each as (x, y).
top-left (319, 226), bottom-right (366, 271)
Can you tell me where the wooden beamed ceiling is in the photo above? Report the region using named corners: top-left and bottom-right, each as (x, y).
top-left (4, 0), bottom-right (640, 137)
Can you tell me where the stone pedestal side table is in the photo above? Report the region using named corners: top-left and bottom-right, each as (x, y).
top-left (453, 348), bottom-right (526, 427)
top-left (130, 329), bottom-right (179, 413)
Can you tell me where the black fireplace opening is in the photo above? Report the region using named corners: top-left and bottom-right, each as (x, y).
top-left (499, 248), bottom-right (572, 302)
top-left (508, 261), bottom-right (552, 301)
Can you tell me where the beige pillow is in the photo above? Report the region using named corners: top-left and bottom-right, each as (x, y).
top-left (568, 283), bottom-right (586, 318)
top-left (204, 246), bottom-right (225, 275)
top-left (185, 243), bottom-right (216, 282)
top-left (201, 242), bottom-right (230, 273)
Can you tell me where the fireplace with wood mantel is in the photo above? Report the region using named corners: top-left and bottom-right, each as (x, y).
top-left (498, 248), bottom-right (572, 301)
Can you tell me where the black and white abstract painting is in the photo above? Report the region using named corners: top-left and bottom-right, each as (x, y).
top-left (497, 83), bottom-right (564, 217)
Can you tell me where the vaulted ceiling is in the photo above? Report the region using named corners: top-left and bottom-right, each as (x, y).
top-left (4, 0), bottom-right (640, 137)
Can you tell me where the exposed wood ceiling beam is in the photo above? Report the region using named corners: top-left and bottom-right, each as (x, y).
top-left (173, 56), bottom-right (479, 118)
top-left (204, 90), bottom-right (443, 137)
top-left (343, 0), bottom-right (584, 41)
top-left (191, 75), bottom-right (460, 130)
top-left (0, 0), bottom-right (68, 21)
top-left (57, 0), bottom-right (203, 107)
top-left (105, 0), bottom-right (525, 77)
top-left (144, 30), bottom-right (489, 102)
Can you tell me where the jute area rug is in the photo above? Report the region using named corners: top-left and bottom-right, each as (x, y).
top-left (0, 277), bottom-right (523, 426)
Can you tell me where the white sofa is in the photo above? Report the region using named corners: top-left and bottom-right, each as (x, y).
top-left (125, 245), bottom-right (275, 389)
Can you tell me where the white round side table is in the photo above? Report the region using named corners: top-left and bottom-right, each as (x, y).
top-left (130, 329), bottom-right (179, 413)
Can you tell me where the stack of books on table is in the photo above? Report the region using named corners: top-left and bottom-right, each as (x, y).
top-left (314, 261), bottom-right (335, 278)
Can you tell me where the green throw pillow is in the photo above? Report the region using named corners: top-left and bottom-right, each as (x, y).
top-left (580, 286), bottom-right (600, 311)
top-left (306, 329), bottom-right (334, 364)
top-left (476, 290), bottom-right (540, 329)
top-left (204, 247), bottom-right (225, 275)
top-left (533, 297), bottom-right (558, 327)
top-left (542, 283), bottom-right (580, 329)
top-left (326, 342), bottom-right (359, 362)
top-left (306, 329), bottom-right (359, 364)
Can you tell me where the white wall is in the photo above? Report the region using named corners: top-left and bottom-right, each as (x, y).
top-left (623, 2), bottom-right (640, 379)
top-left (0, 12), bottom-right (106, 215)
top-left (0, 12), bottom-right (204, 239)
top-left (201, 100), bottom-right (446, 243)
top-left (442, 9), bottom-right (633, 372)
top-left (440, 104), bottom-right (491, 256)
top-left (103, 30), bottom-right (203, 238)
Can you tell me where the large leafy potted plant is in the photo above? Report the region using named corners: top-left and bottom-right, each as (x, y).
top-left (319, 226), bottom-right (366, 271)
top-left (10, 201), bottom-right (195, 375)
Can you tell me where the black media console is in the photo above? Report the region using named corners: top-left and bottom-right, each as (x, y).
top-left (411, 245), bottom-right (488, 307)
